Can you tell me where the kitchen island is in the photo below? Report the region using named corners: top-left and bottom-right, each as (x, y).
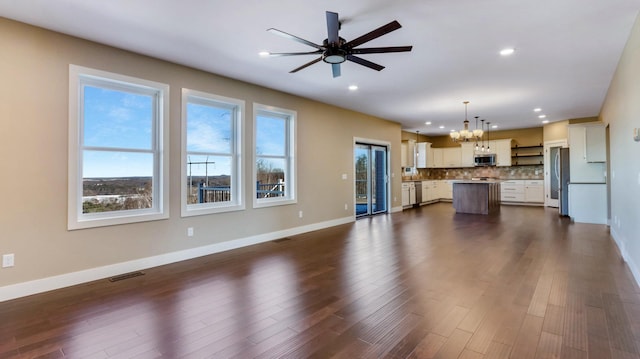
top-left (452, 180), bottom-right (501, 215)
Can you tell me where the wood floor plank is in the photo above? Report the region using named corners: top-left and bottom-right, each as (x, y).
top-left (433, 329), bottom-right (473, 359)
top-left (509, 314), bottom-right (544, 359)
top-left (534, 331), bottom-right (562, 359)
top-left (0, 204), bottom-right (637, 358)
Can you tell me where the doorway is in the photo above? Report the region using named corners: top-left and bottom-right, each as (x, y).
top-left (544, 140), bottom-right (567, 207)
top-left (355, 143), bottom-right (388, 217)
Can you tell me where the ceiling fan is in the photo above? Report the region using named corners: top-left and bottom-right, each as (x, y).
top-left (267, 11), bottom-right (413, 78)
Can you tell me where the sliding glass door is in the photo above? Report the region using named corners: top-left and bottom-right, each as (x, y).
top-left (355, 143), bottom-right (388, 217)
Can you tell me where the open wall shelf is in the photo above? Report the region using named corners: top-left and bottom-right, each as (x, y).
top-left (511, 143), bottom-right (543, 166)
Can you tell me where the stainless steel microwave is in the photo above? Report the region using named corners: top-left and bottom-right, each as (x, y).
top-left (474, 153), bottom-right (496, 166)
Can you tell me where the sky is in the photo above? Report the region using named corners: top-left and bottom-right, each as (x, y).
top-left (82, 85), bottom-right (285, 178)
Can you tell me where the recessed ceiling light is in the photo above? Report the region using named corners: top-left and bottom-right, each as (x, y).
top-left (425, 121), bottom-right (432, 125)
top-left (538, 114), bottom-right (546, 119)
top-left (258, 51), bottom-right (270, 57)
top-left (542, 120), bottom-right (549, 124)
top-left (348, 85), bottom-right (358, 91)
top-left (439, 126), bottom-right (444, 129)
top-left (533, 108), bottom-right (542, 112)
top-left (500, 48), bottom-right (515, 56)
top-left (491, 125), bottom-right (498, 129)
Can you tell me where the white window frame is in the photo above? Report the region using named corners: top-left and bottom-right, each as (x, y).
top-left (68, 65), bottom-right (170, 230)
top-left (181, 89), bottom-right (245, 217)
top-left (253, 103), bottom-right (297, 208)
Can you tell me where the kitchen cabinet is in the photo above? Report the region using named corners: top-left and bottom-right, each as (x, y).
top-left (524, 180), bottom-right (544, 203)
top-left (432, 148), bottom-right (444, 168)
top-left (401, 182), bottom-right (416, 207)
top-left (568, 124), bottom-right (606, 183)
top-left (460, 142), bottom-right (475, 167)
top-left (568, 183), bottom-right (607, 224)
top-left (500, 180), bottom-right (525, 202)
top-left (442, 148), bottom-right (461, 168)
top-left (490, 139), bottom-right (512, 167)
top-left (585, 124), bottom-right (606, 162)
top-left (416, 142), bottom-right (431, 168)
top-left (501, 179), bottom-right (544, 204)
top-left (401, 139), bottom-right (416, 168)
top-left (421, 181), bottom-right (430, 202)
top-left (439, 180), bottom-right (453, 200)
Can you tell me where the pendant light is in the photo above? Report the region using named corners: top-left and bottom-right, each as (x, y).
top-left (486, 122), bottom-right (491, 152)
top-left (450, 101), bottom-right (474, 142)
top-left (480, 119), bottom-right (486, 152)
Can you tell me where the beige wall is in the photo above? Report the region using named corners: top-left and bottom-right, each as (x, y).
top-left (0, 18), bottom-right (401, 291)
top-left (599, 14), bottom-right (640, 283)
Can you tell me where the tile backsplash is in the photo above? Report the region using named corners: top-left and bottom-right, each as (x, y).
top-left (403, 165), bottom-right (544, 181)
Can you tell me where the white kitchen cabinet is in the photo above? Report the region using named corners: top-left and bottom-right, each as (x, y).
top-left (501, 179), bottom-right (544, 204)
top-left (568, 183), bottom-right (607, 224)
top-left (568, 124), bottom-right (606, 183)
top-left (421, 181), bottom-right (430, 202)
top-left (501, 180), bottom-right (525, 202)
top-left (460, 142), bottom-right (475, 167)
top-left (490, 139), bottom-right (512, 167)
top-left (432, 148), bottom-right (444, 168)
top-left (416, 142), bottom-right (431, 168)
top-left (439, 180), bottom-right (453, 200)
top-left (442, 148), bottom-right (461, 168)
top-left (401, 182), bottom-right (416, 207)
top-left (401, 139), bottom-right (416, 168)
top-left (585, 124), bottom-right (606, 162)
top-left (524, 180), bottom-right (544, 203)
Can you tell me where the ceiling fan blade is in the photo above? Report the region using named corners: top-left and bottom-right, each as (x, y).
top-left (349, 46), bottom-right (413, 54)
top-left (326, 11), bottom-right (340, 45)
top-left (290, 57), bottom-right (323, 73)
top-left (332, 63), bottom-right (341, 78)
top-left (344, 20), bottom-right (402, 49)
top-left (346, 55), bottom-right (385, 71)
top-left (268, 50), bottom-right (323, 57)
top-left (267, 28), bottom-right (324, 50)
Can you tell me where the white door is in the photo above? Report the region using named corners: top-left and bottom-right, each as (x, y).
top-left (544, 140), bottom-right (567, 207)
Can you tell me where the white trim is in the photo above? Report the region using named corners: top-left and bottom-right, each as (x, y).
top-left (610, 227), bottom-right (640, 288)
top-left (68, 65), bottom-right (170, 230)
top-left (252, 103), bottom-right (297, 208)
top-left (0, 216), bottom-right (354, 302)
top-left (181, 88), bottom-right (245, 217)
top-left (353, 137), bottom-right (393, 216)
top-left (543, 139), bottom-right (568, 208)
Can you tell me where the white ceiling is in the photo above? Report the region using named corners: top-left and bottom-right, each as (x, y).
top-left (1, 0), bottom-right (638, 135)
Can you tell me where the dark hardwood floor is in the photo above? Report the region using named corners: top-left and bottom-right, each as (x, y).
top-left (2, 203), bottom-right (639, 358)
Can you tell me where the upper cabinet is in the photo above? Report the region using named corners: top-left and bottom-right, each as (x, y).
top-left (442, 148), bottom-right (461, 168)
top-left (416, 142), bottom-right (432, 168)
top-left (491, 139), bottom-right (512, 167)
top-left (460, 142), bottom-right (475, 167)
top-left (585, 125), bottom-right (606, 162)
top-left (401, 139), bottom-right (416, 167)
top-left (568, 123), bottom-right (607, 183)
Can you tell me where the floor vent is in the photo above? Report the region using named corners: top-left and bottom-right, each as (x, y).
top-left (109, 271), bottom-right (145, 282)
top-left (272, 237), bottom-right (291, 243)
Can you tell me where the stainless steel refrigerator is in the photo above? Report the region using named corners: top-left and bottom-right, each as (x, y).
top-left (558, 148), bottom-right (570, 216)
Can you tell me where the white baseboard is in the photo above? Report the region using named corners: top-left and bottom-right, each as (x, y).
top-left (0, 216), bottom-right (354, 302)
top-left (610, 227), bottom-right (640, 288)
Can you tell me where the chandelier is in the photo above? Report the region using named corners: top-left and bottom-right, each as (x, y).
top-left (450, 101), bottom-right (483, 142)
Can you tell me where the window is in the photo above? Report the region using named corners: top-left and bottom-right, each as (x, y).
top-left (181, 89), bottom-right (244, 216)
top-left (253, 104), bottom-right (296, 207)
top-left (68, 65), bottom-right (169, 229)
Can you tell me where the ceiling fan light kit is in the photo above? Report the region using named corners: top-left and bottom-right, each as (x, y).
top-left (267, 11), bottom-right (412, 78)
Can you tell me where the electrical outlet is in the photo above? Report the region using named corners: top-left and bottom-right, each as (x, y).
top-left (2, 254), bottom-right (15, 268)
top-left (344, 203), bottom-right (348, 210)
top-left (298, 210), bottom-right (303, 218)
top-left (341, 173), bottom-right (347, 180)
top-left (187, 227), bottom-right (194, 237)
